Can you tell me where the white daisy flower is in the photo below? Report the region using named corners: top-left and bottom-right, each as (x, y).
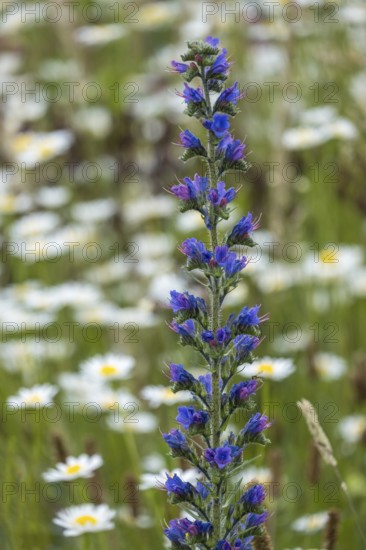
top-left (7, 384), bottom-right (58, 407)
top-left (42, 454), bottom-right (103, 482)
top-left (122, 195), bottom-right (175, 225)
top-left (106, 411), bottom-right (157, 434)
top-left (118, 506), bottom-right (154, 529)
top-left (139, 468), bottom-right (198, 490)
top-left (79, 353), bottom-right (135, 381)
top-left (339, 415), bottom-right (366, 444)
top-left (9, 211), bottom-right (60, 239)
top-left (74, 24), bottom-right (126, 46)
top-left (8, 130), bottom-right (74, 165)
top-left (71, 198), bottom-right (117, 224)
top-left (303, 245), bottom-right (363, 282)
top-left (53, 503), bottom-right (116, 537)
top-left (239, 357), bottom-right (296, 381)
top-left (35, 187), bottom-right (70, 209)
top-left (140, 385), bottom-right (191, 408)
top-left (291, 511), bottom-right (329, 533)
top-left (73, 107), bottom-right (113, 139)
top-left (281, 126), bottom-right (330, 150)
top-left (312, 353), bottom-right (346, 381)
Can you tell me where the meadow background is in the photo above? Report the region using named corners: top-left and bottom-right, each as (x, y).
top-left (0, 0), bottom-right (366, 548)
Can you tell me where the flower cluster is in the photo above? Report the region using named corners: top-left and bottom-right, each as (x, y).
top-left (162, 38), bottom-right (271, 548)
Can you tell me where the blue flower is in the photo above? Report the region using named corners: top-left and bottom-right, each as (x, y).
top-left (213, 246), bottom-right (248, 276)
top-left (222, 253), bottom-right (248, 278)
top-left (204, 444), bottom-right (241, 469)
top-left (180, 129), bottom-right (203, 149)
top-left (198, 373), bottom-right (212, 395)
top-left (163, 429), bottom-right (189, 452)
top-left (204, 113), bottom-right (230, 138)
top-left (169, 290), bottom-right (207, 315)
top-left (176, 406), bottom-right (209, 429)
top-left (165, 518), bottom-right (213, 544)
top-left (245, 511), bottom-right (268, 528)
top-left (242, 484), bottom-right (266, 507)
top-left (202, 326), bottom-right (231, 347)
top-left (217, 134), bottom-right (246, 161)
top-left (171, 173), bottom-right (208, 201)
top-left (214, 245), bottom-right (230, 265)
top-left (233, 335), bottom-right (260, 361)
top-left (228, 213), bottom-right (260, 244)
top-left (206, 36), bottom-right (220, 47)
top-left (169, 363), bottom-right (196, 389)
top-left (178, 82), bottom-right (204, 104)
top-left (165, 473), bottom-right (192, 498)
top-left (241, 413), bottom-right (270, 436)
top-left (208, 180), bottom-right (236, 207)
top-left (169, 319), bottom-right (196, 343)
top-left (234, 305), bottom-right (264, 330)
top-left (207, 48), bottom-right (231, 78)
top-left (196, 481), bottom-right (210, 500)
top-left (180, 238), bottom-right (212, 263)
top-left (216, 326), bottom-right (231, 345)
top-left (229, 380), bottom-right (258, 402)
top-left (216, 82), bottom-right (242, 106)
top-left (171, 60), bottom-right (189, 73)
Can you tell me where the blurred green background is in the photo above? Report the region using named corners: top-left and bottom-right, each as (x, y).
top-left (0, 1), bottom-right (366, 548)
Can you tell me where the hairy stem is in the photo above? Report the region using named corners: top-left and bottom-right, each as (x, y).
top-left (202, 72), bottom-right (222, 542)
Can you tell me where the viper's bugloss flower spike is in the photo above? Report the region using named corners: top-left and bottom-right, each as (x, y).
top-left (163, 37), bottom-right (271, 549)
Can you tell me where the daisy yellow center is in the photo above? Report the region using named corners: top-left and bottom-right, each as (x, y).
top-left (75, 515), bottom-right (97, 526)
top-left (66, 464), bottom-right (81, 475)
top-left (308, 516), bottom-right (321, 529)
top-left (162, 388), bottom-right (174, 399)
top-left (26, 395), bottom-right (41, 403)
top-left (319, 249), bottom-right (338, 264)
top-left (258, 364), bottom-right (274, 375)
top-left (1, 195), bottom-right (15, 212)
top-left (39, 143), bottom-right (55, 159)
top-left (100, 364), bottom-right (117, 376)
top-left (13, 134), bottom-right (33, 152)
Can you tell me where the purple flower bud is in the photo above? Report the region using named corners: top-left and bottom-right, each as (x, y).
top-left (208, 180), bottom-right (236, 207)
top-left (169, 319), bottom-right (195, 341)
top-left (234, 305), bottom-right (265, 330)
top-left (171, 173), bottom-right (208, 201)
top-left (180, 129), bottom-right (203, 149)
top-left (207, 48), bottom-right (231, 78)
top-left (241, 413), bottom-right (270, 436)
top-left (171, 60), bottom-right (189, 73)
top-left (169, 363), bottom-right (196, 388)
top-left (163, 429), bottom-right (189, 451)
top-left (176, 406), bottom-right (209, 430)
top-left (217, 134), bottom-right (246, 161)
top-left (228, 213), bottom-right (260, 244)
top-left (242, 484), bottom-right (266, 507)
top-left (198, 373), bottom-right (212, 396)
top-left (206, 36), bottom-right (220, 47)
top-left (204, 444), bottom-right (241, 469)
top-left (233, 335), bottom-right (260, 361)
top-left (180, 238), bottom-right (212, 264)
top-left (245, 511), bottom-right (268, 528)
top-left (178, 82), bottom-right (204, 104)
top-left (164, 473), bottom-right (192, 498)
top-left (229, 380), bottom-right (258, 402)
top-left (216, 82), bottom-right (242, 106)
